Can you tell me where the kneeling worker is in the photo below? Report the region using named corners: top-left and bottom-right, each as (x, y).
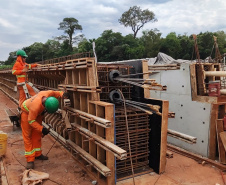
top-left (20, 90), bottom-right (69, 169)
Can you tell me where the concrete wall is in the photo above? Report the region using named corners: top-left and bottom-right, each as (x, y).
top-left (149, 63), bottom-right (211, 157)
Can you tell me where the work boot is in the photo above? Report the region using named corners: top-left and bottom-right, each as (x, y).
top-left (35, 154), bottom-right (48, 160)
top-left (26, 162), bottom-right (34, 169)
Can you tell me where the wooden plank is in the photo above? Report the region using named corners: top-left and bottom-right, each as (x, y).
top-left (209, 104), bottom-right (219, 159)
top-left (194, 95), bottom-right (217, 104)
top-left (72, 69), bottom-right (79, 84)
top-left (216, 119), bottom-right (226, 164)
top-left (196, 63), bottom-right (206, 95)
top-left (159, 100), bottom-right (169, 173)
top-left (168, 143), bottom-right (226, 171)
top-left (66, 140), bottom-right (111, 177)
top-left (87, 60), bottom-right (99, 101)
top-left (96, 105), bottom-right (106, 176)
top-left (166, 150), bottom-right (173, 158)
top-left (71, 123), bottom-right (127, 159)
top-left (67, 107), bottom-right (111, 128)
top-left (105, 104), bottom-right (115, 185)
top-left (190, 63), bottom-right (198, 100)
top-left (167, 129), bottom-right (197, 143)
top-left (66, 70), bottom-right (73, 84)
top-left (88, 102), bottom-right (97, 174)
top-left (220, 132), bottom-right (226, 152)
top-left (142, 60), bottom-right (150, 99)
top-left (218, 104), bottom-right (226, 119)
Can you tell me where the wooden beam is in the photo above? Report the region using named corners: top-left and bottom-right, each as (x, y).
top-left (220, 132), bottom-right (226, 152)
top-left (190, 63), bottom-right (198, 100)
top-left (167, 129), bottom-right (197, 143)
top-left (168, 143), bottom-right (226, 171)
top-left (104, 104), bottom-right (115, 185)
top-left (159, 100), bottom-right (168, 173)
top-left (58, 84), bottom-right (101, 93)
top-left (71, 123), bottom-right (127, 160)
top-left (208, 104), bottom-right (219, 159)
top-left (66, 140), bottom-right (111, 177)
top-left (205, 71), bottom-right (226, 78)
top-left (67, 107), bottom-right (111, 128)
top-left (142, 60), bottom-right (150, 99)
top-left (166, 150), bottom-right (173, 158)
top-left (216, 119), bottom-right (226, 164)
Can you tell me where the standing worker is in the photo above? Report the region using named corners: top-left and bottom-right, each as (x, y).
top-left (20, 90), bottom-right (70, 169)
top-left (12, 49), bottom-right (40, 108)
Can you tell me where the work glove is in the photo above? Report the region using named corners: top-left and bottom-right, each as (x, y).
top-left (42, 127), bottom-right (50, 136)
top-left (63, 92), bottom-right (70, 99)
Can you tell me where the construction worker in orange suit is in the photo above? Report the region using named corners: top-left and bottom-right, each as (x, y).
top-left (12, 49), bottom-right (40, 108)
top-left (20, 90), bottom-right (70, 169)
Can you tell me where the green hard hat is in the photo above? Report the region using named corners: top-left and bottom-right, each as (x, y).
top-left (45, 97), bottom-right (59, 113)
top-left (16, 49), bottom-right (28, 57)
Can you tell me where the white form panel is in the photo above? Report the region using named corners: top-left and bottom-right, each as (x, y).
top-left (149, 63), bottom-right (211, 157)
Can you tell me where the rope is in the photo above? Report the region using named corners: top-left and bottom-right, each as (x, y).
top-left (117, 90), bottom-right (136, 185)
top-left (45, 109), bottom-right (67, 156)
top-left (45, 132), bottom-right (60, 157)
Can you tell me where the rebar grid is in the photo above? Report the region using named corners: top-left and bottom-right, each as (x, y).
top-left (97, 64), bottom-right (133, 102)
top-left (115, 106), bottom-right (150, 178)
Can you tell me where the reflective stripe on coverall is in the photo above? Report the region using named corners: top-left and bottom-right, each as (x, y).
top-left (21, 90), bottom-right (64, 162)
top-left (12, 56), bottom-right (38, 107)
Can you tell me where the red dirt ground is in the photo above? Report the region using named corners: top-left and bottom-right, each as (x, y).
top-left (0, 91), bottom-right (92, 185)
top-left (0, 90), bottom-right (226, 185)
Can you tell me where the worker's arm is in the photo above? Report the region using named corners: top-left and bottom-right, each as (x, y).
top-left (27, 109), bottom-right (43, 132)
top-left (26, 63), bottom-right (38, 69)
top-left (45, 90), bottom-right (65, 98)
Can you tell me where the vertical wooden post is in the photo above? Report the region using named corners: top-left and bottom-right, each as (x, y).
top-left (159, 100), bottom-right (169, 173)
top-left (209, 104), bottom-right (219, 159)
top-left (142, 60), bottom-right (150, 99)
top-left (105, 104), bottom-right (115, 185)
top-left (216, 119), bottom-right (226, 163)
top-left (190, 64), bottom-right (198, 100)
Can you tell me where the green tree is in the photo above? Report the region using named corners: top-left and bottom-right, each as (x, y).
top-left (177, 34), bottom-right (193, 60)
top-left (196, 32), bottom-right (214, 59)
top-left (43, 39), bottom-right (61, 59)
top-left (119, 6), bottom-right (157, 38)
top-left (57, 17), bottom-right (83, 51)
top-left (78, 38), bottom-right (94, 53)
top-left (23, 42), bottom-right (44, 63)
top-left (95, 30), bottom-right (124, 61)
top-left (159, 32), bottom-right (181, 59)
top-left (214, 31), bottom-right (226, 56)
top-left (140, 29), bottom-right (162, 57)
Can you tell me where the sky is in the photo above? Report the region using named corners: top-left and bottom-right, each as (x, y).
top-left (1, 0), bottom-right (226, 61)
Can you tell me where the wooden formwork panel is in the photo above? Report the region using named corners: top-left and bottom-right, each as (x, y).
top-left (0, 56), bottom-right (169, 184)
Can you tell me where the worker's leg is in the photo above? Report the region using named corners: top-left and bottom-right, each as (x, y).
top-left (26, 83), bottom-right (37, 96)
top-left (18, 86), bottom-right (25, 108)
top-left (18, 84), bottom-right (37, 107)
top-left (32, 115), bottom-right (42, 158)
top-left (20, 112), bottom-right (35, 162)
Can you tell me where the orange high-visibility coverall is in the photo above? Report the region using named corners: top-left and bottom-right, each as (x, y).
top-left (12, 56), bottom-right (38, 107)
top-left (21, 90), bottom-right (64, 162)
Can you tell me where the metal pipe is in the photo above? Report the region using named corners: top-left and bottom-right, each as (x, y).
top-left (167, 129), bottom-right (197, 144)
top-left (205, 71), bottom-right (226, 77)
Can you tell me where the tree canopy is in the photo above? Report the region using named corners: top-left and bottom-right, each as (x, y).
top-left (118, 6), bottom-right (157, 38)
top-left (57, 17), bottom-right (83, 51)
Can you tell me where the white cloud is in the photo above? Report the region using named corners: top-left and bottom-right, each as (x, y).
top-left (1, 0), bottom-right (226, 61)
